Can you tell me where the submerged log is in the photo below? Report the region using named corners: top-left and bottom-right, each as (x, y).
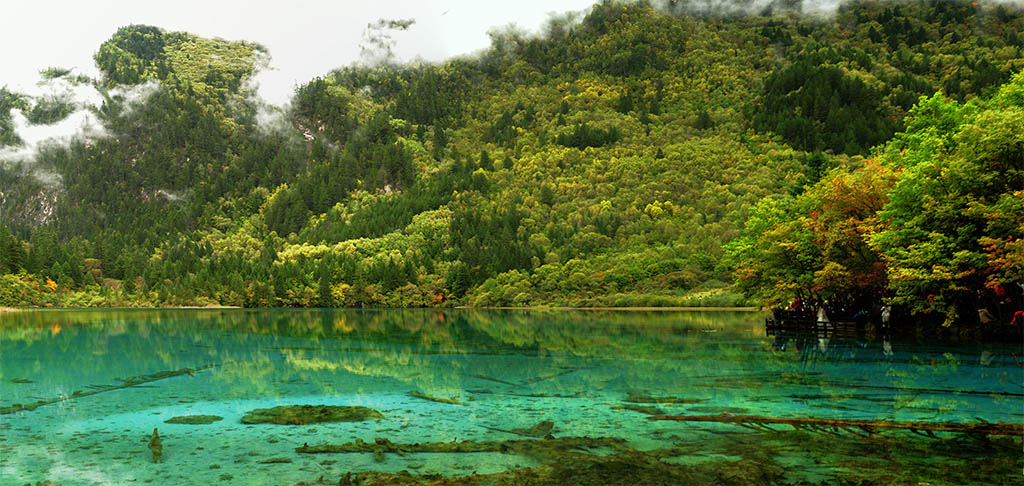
top-left (648, 413), bottom-right (1024, 437)
top-left (296, 436), bottom-right (626, 456)
top-left (241, 405), bottom-right (383, 425)
top-left (611, 403), bottom-right (665, 416)
top-left (524, 369), bottom-right (577, 384)
top-left (320, 448), bottom-right (695, 485)
top-left (467, 389), bottom-right (585, 399)
top-left (482, 419), bottom-right (555, 438)
top-left (0, 364), bottom-right (217, 415)
top-left (470, 374), bottom-right (522, 387)
top-left (624, 392), bottom-right (706, 404)
top-left (408, 390), bottom-right (462, 405)
top-left (164, 414), bottom-right (223, 425)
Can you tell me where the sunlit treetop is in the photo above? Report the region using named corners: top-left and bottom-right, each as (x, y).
top-left (95, 24), bottom-right (268, 97)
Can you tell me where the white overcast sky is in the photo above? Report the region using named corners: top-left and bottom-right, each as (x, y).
top-left (2, 0), bottom-right (598, 106)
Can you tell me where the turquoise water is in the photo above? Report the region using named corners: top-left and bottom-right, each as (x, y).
top-left (0, 309), bottom-right (1021, 485)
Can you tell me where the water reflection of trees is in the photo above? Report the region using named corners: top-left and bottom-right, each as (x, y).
top-left (3, 309), bottom-right (1018, 426)
top-left (762, 326), bottom-right (1024, 423)
top-left (0, 309), bottom-right (766, 400)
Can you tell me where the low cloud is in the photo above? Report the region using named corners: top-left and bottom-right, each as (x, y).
top-left (0, 75), bottom-right (161, 187)
top-left (239, 75), bottom-right (296, 137)
top-left (653, 0), bottom-right (841, 17)
top-left (359, 18), bottom-right (417, 66)
top-left (155, 189), bottom-right (184, 202)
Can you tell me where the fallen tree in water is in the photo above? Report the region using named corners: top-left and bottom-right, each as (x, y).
top-left (408, 390), bottom-right (463, 405)
top-left (242, 405), bottom-right (383, 425)
top-left (0, 364), bottom-right (217, 415)
top-left (290, 418), bottom-right (1022, 485)
top-left (648, 413), bottom-right (1024, 438)
top-left (481, 419), bottom-right (555, 437)
top-left (297, 436), bottom-right (626, 460)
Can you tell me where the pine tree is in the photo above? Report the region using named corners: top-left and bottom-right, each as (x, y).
top-left (432, 125), bottom-right (448, 161)
top-left (479, 150), bottom-right (493, 171)
top-left (317, 263), bottom-right (333, 307)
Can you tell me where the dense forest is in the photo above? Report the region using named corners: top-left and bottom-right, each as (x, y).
top-left (0, 0), bottom-right (1021, 325)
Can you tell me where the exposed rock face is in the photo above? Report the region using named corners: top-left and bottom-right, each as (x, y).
top-left (164, 414), bottom-right (223, 425)
top-left (240, 405), bottom-right (383, 425)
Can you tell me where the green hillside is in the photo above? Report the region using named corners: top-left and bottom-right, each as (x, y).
top-left (1, 0), bottom-right (1021, 320)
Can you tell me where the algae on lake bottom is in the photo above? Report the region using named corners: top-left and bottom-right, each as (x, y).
top-left (240, 405), bottom-right (384, 425)
top-left (164, 414), bottom-right (223, 425)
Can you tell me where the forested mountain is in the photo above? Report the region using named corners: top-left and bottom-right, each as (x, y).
top-left (1, 0), bottom-right (1021, 321)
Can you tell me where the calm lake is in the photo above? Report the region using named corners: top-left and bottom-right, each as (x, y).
top-left (1, 309), bottom-right (1021, 485)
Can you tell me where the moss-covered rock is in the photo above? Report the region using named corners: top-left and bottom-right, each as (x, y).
top-left (241, 405), bottom-right (383, 425)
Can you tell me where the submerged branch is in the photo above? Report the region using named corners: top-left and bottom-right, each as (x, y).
top-left (0, 364), bottom-right (217, 415)
top-left (470, 374), bottom-right (523, 387)
top-left (524, 369), bottom-right (577, 384)
top-left (649, 414), bottom-right (1024, 437)
top-left (296, 436), bottom-right (626, 456)
top-left (611, 403), bottom-right (665, 416)
top-left (467, 389), bottom-right (586, 399)
top-left (623, 393), bottom-right (706, 404)
top-left (408, 390), bottom-right (463, 405)
top-left (480, 419), bottom-right (555, 438)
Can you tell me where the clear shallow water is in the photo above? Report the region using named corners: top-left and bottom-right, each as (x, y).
top-left (0, 309), bottom-right (1021, 485)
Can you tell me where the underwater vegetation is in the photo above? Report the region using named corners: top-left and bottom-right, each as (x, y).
top-left (164, 415), bottom-right (223, 425)
top-left (240, 405), bottom-right (385, 425)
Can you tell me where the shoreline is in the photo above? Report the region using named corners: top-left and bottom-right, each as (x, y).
top-left (0, 305), bottom-right (240, 312)
top-left (1, 305), bottom-right (759, 312)
top-left (166, 305), bottom-right (242, 309)
top-left (460, 306), bottom-right (762, 312)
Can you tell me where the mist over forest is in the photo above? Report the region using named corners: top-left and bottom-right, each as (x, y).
top-left (0, 0), bottom-right (1021, 325)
